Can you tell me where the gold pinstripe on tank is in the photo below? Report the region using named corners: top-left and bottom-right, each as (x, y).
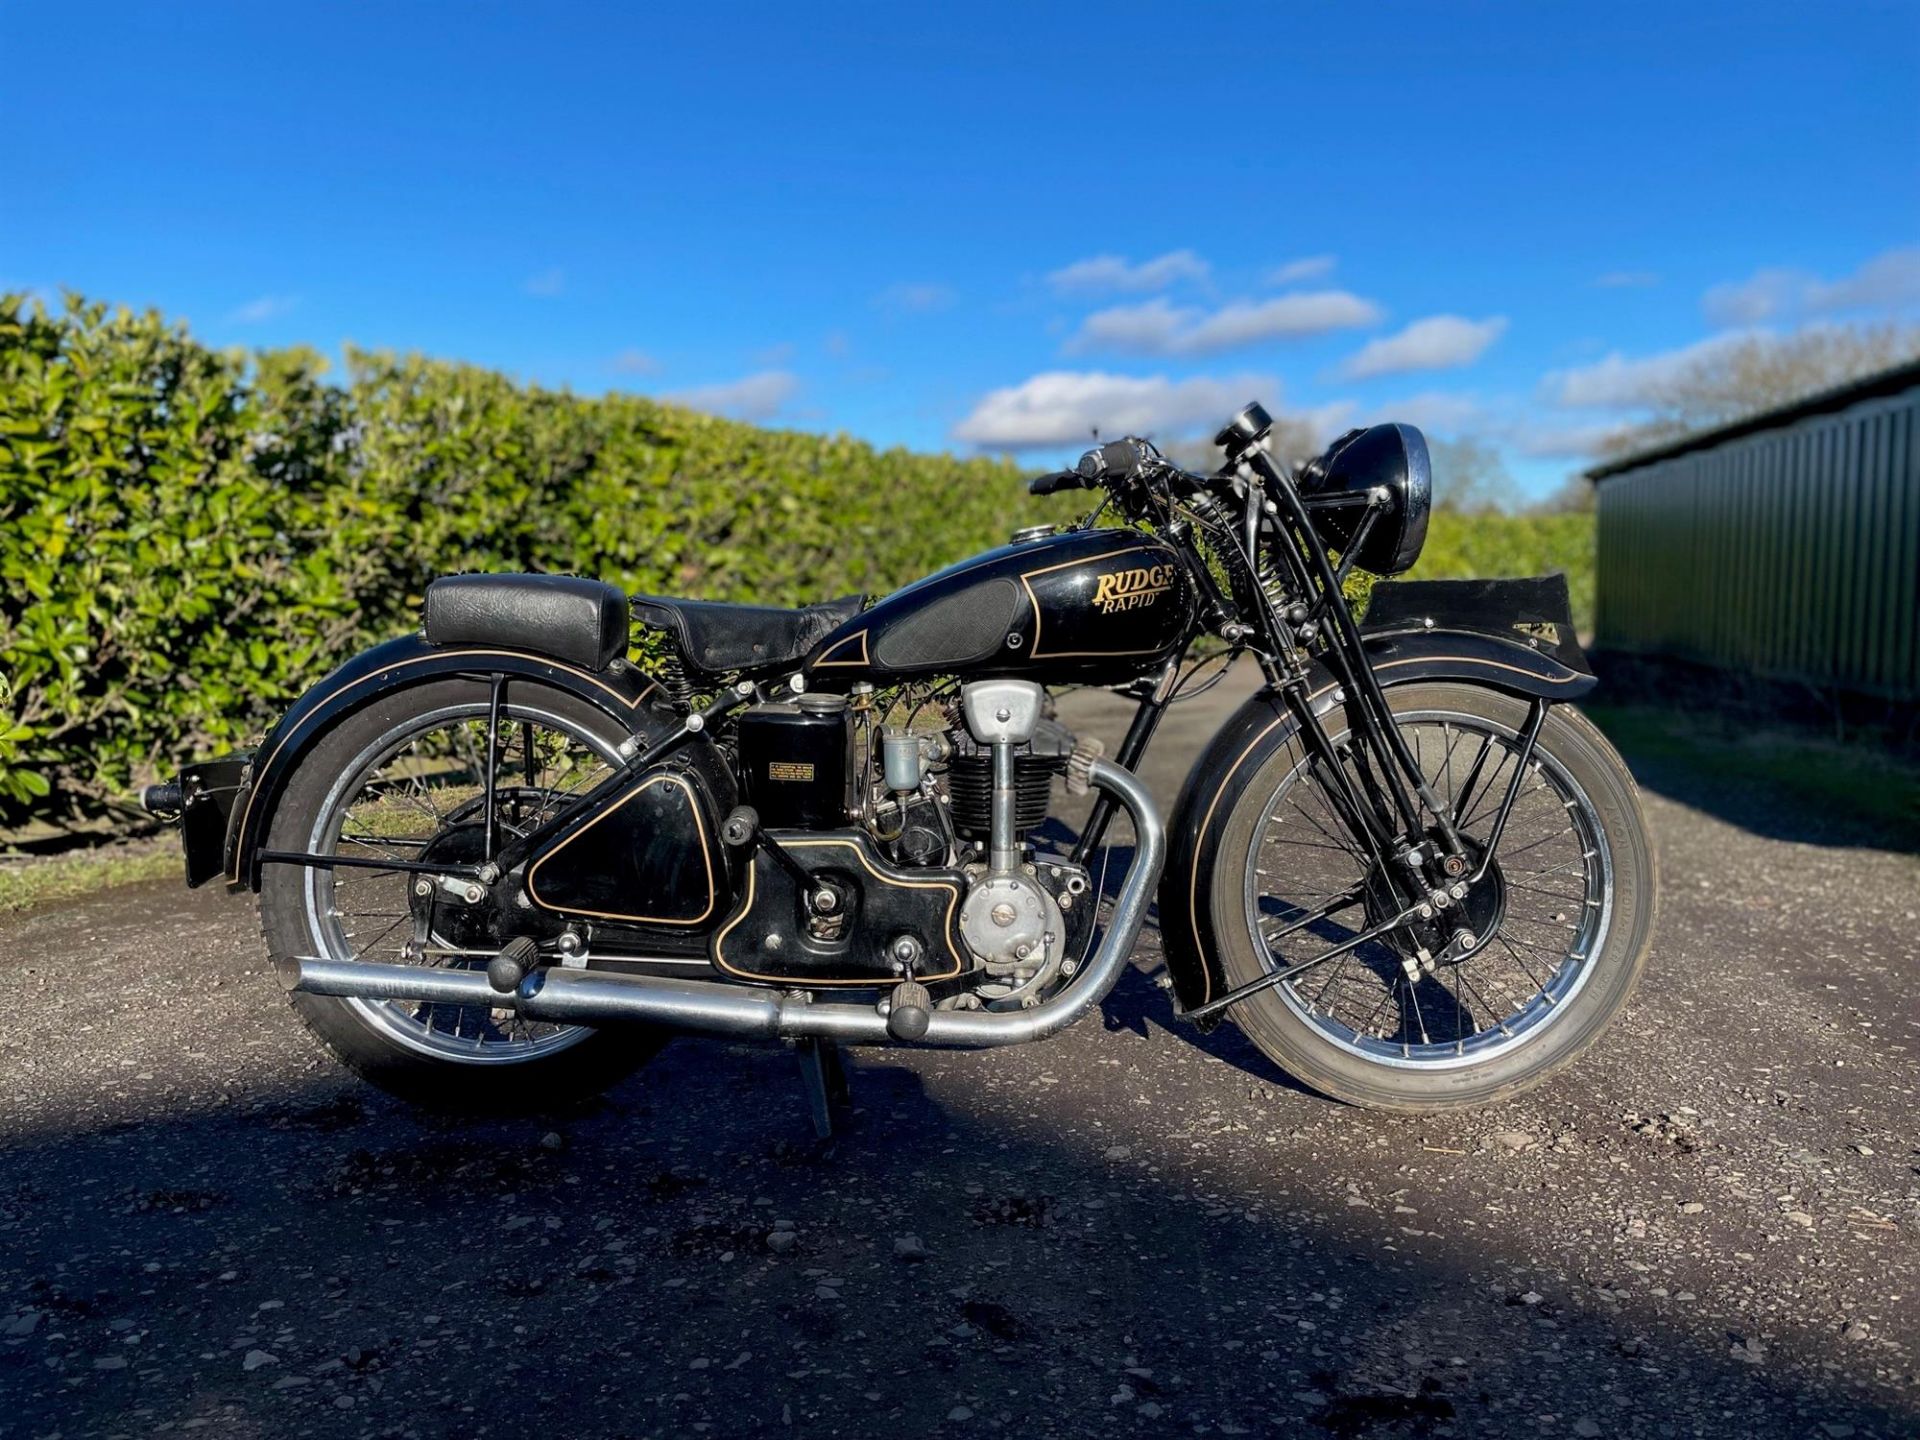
top-left (810, 629), bottom-right (870, 668)
top-left (1018, 545), bottom-right (1181, 660)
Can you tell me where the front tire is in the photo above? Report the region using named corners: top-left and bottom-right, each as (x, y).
top-left (1210, 682), bottom-right (1656, 1112)
top-left (260, 677), bottom-right (665, 1111)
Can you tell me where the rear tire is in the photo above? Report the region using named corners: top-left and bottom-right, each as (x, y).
top-left (259, 677), bottom-right (665, 1112)
top-left (1211, 683), bottom-right (1656, 1112)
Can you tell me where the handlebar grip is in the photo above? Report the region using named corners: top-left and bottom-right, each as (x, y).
top-left (1028, 469), bottom-right (1088, 496)
top-left (1077, 438), bottom-right (1150, 481)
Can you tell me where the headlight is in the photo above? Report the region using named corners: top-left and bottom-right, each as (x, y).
top-left (1299, 423), bottom-right (1432, 576)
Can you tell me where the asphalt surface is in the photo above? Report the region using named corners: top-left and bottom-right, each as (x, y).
top-left (2, 675), bottom-right (1917, 1439)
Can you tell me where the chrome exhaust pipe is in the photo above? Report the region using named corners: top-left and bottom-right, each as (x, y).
top-left (281, 758), bottom-right (1163, 1050)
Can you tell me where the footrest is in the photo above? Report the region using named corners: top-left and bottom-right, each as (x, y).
top-left (487, 936), bottom-right (540, 994)
top-left (887, 980), bottom-right (932, 1041)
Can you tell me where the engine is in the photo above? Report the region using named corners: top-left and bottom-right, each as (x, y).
top-left (859, 685), bottom-right (1099, 1008)
top-left (946, 717), bottom-right (1073, 838)
top-left (720, 680), bottom-right (1097, 1008)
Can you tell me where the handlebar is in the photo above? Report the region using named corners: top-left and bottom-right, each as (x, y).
top-left (1024, 401), bottom-right (1284, 500)
top-left (1027, 468), bottom-right (1091, 496)
top-left (1026, 437), bottom-right (1164, 496)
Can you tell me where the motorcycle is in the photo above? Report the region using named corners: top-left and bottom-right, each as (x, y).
top-left (143, 401), bottom-right (1655, 1127)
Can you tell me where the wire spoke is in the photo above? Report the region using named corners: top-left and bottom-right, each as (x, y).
top-left (1494, 932), bottom-right (1553, 991)
top-left (1246, 709), bottom-right (1607, 1068)
top-left (1500, 874), bottom-right (1587, 901)
top-left (308, 701), bottom-right (619, 1066)
top-left (1285, 793), bottom-right (1368, 863)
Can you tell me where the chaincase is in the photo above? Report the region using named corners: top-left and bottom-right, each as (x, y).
top-left (710, 828), bottom-right (970, 987)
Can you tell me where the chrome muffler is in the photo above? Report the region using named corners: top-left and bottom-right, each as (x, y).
top-left (280, 758), bottom-right (1164, 1050)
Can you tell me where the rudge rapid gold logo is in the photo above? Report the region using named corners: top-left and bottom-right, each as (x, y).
top-left (1091, 563), bottom-right (1177, 614)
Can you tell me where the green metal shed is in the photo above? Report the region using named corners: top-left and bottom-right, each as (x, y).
top-left (1586, 360), bottom-right (1920, 702)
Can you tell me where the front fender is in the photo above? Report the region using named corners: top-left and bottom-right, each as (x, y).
top-left (219, 633), bottom-right (671, 891)
top-left (1157, 626), bottom-right (1594, 1021)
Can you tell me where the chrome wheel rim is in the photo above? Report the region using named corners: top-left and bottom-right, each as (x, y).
top-left (301, 700), bottom-right (622, 1065)
top-left (1240, 707), bottom-right (1613, 1070)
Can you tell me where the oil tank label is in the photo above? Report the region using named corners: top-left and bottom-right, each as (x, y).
top-left (767, 762), bottom-right (816, 782)
top-left (1092, 563), bottom-right (1179, 614)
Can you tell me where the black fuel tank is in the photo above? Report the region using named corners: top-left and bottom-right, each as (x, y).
top-left (805, 526), bottom-right (1194, 685)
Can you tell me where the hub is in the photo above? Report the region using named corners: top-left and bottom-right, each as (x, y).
top-left (405, 790), bottom-right (565, 953)
top-left (409, 823), bottom-right (501, 952)
top-left (1363, 835), bottom-right (1506, 967)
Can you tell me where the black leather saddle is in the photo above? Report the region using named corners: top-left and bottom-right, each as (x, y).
top-left (631, 593), bottom-right (867, 673)
top-left (423, 573), bottom-right (629, 672)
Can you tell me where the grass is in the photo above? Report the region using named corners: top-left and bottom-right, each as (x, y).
top-left (1586, 702), bottom-right (1920, 850)
top-left (0, 839), bottom-right (181, 918)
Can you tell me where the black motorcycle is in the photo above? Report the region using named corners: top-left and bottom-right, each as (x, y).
top-left (145, 402), bottom-right (1655, 1125)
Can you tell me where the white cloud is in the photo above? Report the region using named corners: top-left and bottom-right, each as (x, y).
top-left (611, 348), bottom-right (659, 375)
top-left (1704, 246), bottom-right (1920, 327)
top-left (1381, 390), bottom-right (1487, 435)
top-left (1509, 420), bottom-right (1633, 459)
top-left (1809, 247), bottom-right (1920, 311)
top-left (1046, 250), bottom-right (1210, 294)
top-left (228, 294), bottom-right (298, 324)
top-left (524, 268), bottom-right (566, 298)
top-left (1702, 268), bottom-right (1805, 327)
top-left (663, 370), bottom-right (798, 421)
top-left (1266, 254), bottom-right (1337, 286)
top-left (1067, 299), bottom-right (1193, 353)
top-left (874, 281), bottom-right (956, 315)
top-left (953, 370), bottom-right (1278, 449)
top-left (1544, 331), bottom-right (1755, 409)
top-left (1069, 291), bottom-right (1382, 356)
top-left (1338, 315), bottom-right (1507, 380)
top-left (1296, 400), bottom-right (1360, 447)
top-left (1594, 270), bottom-right (1660, 289)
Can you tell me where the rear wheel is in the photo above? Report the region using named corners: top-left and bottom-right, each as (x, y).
top-left (1211, 682), bottom-right (1655, 1111)
top-left (260, 678), bottom-right (665, 1111)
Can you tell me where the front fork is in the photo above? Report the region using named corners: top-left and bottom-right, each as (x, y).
top-left (1286, 656), bottom-right (1550, 909)
top-left (1181, 687), bottom-right (1550, 1026)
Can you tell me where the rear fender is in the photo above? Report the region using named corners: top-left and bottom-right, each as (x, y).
top-left (219, 633), bottom-right (672, 891)
top-left (1158, 626), bottom-right (1595, 1021)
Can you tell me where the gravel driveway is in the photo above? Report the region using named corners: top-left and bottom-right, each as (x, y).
top-left (2, 676), bottom-right (1915, 1438)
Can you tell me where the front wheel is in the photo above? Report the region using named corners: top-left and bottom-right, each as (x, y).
top-left (1210, 682), bottom-right (1656, 1112)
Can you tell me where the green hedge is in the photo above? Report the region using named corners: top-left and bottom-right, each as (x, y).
top-left (1404, 510), bottom-right (1596, 635)
top-left (0, 294), bottom-right (1072, 826)
top-left (0, 292), bottom-right (1594, 831)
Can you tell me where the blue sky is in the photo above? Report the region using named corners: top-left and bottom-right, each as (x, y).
top-left (3, 3), bottom-right (1916, 497)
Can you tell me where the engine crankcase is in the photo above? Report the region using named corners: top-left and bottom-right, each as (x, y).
top-left (710, 828), bottom-right (970, 988)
